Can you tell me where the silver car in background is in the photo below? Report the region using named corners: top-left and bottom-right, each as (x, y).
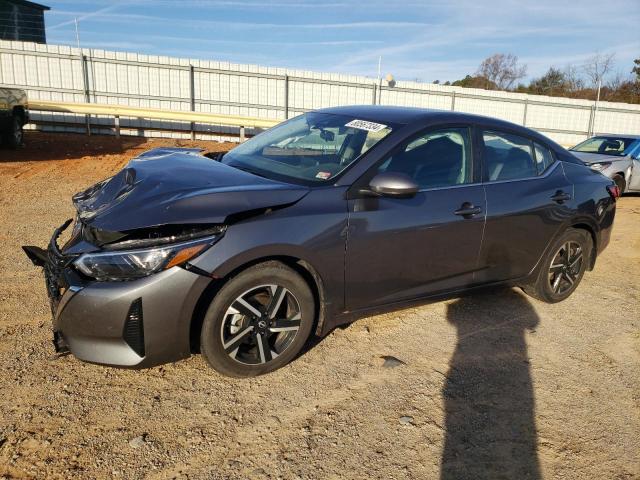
top-left (569, 134), bottom-right (640, 194)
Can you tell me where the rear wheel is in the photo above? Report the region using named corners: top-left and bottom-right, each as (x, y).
top-left (3, 115), bottom-right (24, 149)
top-left (200, 261), bottom-right (315, 377)
top-left (523, 228), bottom-right (592, 303)
top-left (612, 174), bottom-right (626, 195)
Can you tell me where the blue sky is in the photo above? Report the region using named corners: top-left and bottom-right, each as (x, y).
top-left (44, 0), bottom-right (640, 83)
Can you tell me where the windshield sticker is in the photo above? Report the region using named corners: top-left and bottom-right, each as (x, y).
top-left (345, 119), bottom-right (387, 133)
top-left (315, 171), bottom-right (332, 180)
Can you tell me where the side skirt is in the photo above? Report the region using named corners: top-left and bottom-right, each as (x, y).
top-left (321, 275), bottom-right (537, 335)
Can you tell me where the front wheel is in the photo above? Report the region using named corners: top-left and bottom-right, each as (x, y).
top-left (200, 261), bottom-right (315, 377)
top-left (523, 228), bottom-right (592, 303)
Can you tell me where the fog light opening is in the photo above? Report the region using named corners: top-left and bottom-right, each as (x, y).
top-left (123, 298), bottom-right (145, 357)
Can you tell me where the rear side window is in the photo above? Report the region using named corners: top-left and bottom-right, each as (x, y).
top-left (482, 131), bottom-right (537, 181)
top-left (534, 143), bottom-right (555, 174)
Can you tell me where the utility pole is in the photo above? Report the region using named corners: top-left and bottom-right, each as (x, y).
top-left (377, 56), bottom-right (382, 104)
top-left (593, 78), bottom-right (601, 137)
top-left (75, 17), bottom-right (91, 135)
top-left (74, 17), bottom-right (81, 49)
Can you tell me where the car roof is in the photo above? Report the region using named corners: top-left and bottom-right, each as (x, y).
top-left (316, 105), bottom-right (563, 149)
top-left (317, 105), bottom-right (444, 124)
top-left (590, 134), bottom-right (640, 140)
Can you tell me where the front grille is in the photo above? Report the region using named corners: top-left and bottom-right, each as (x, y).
top-left (123, 298), bottom-right (145, 357)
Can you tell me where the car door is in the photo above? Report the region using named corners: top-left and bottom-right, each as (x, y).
top-left (345, 126), bottom-right (486, 311)
top-left (475, 129), bottom-right (573, 284)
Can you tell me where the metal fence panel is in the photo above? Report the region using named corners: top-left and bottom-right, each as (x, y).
top-left (1, 39), bottom-right (640, 143)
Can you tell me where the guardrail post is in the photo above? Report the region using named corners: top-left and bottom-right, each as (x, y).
top-left (372, 83), bottom-right (377, 105)
top-left (240, 126), bottom-right (245, 142)
top-left (450, 91), bottom-right (456, 111)
top-left (284, 74), bottom-right (289, 120)
top-left (80, 53), bottom-right (91, 136)
top-left (523, 98), bottom-right (528, 126)
top-left (587, 105), bottom-right (595, 137)
top-left (189, 65), bottom-right (196, 140)
top-left (114, 115), bottom-right (120, 138)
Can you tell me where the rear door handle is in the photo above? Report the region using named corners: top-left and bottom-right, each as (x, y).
top-left (454, 202), bottom-right (482, 218)
top-left (551, 191), bottom-right (571, 203)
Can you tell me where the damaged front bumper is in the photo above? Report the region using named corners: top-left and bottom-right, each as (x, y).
top-left (24, 219), bottom-right (75, 316)
top-left (23, 221), bottom-right (212, 368)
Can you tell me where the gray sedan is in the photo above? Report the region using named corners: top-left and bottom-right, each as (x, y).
top-left (569, 134), bottom-right (640, 194)
top-left (24, 106), bottom-right (618, 377)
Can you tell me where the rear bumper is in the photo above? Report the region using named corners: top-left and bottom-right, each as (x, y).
top-left (24, 224), bottom-right (211, 369)
top-left (597, 198), bottom-right (616, 256)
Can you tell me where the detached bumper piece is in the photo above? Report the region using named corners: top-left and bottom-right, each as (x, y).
top-left (23, 220), bottom-right (76, 355)
top-left (22, 219), bottom-right (75, 315)
top-left (53, 330), bottom-right (70, 355)
top-left (22, 245), bottom-right (47, 267)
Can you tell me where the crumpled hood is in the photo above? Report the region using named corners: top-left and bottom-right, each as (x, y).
top-left (73, 148), bottom-right (309, 232)
top-left (569, 151), bottom-right (625, 164)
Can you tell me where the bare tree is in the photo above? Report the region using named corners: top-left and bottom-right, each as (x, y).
top-left (606, 71), bottom-right (626, 91)
top-left (476, 53), bottom-right (527, 90)
top-left (583, 53), bottom-right (615, 87)
top-left (563, 64), bottom-right (585, 91)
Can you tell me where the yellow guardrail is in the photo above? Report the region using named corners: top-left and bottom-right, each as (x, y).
top-left (26, 100), bottom-right (579, 147)
top-left (28, 100), bottom-right (280, 132)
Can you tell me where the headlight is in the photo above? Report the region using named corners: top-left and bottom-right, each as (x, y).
top-left (74, 235), bottom-right (218, 281)
top-left (589, 162), bottom-right (611, 172)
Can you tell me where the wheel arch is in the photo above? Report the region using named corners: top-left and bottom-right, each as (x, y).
top-left (189, 255), bottom-right (327, 352)
top-left (570, 222), bottom-right (598, 270)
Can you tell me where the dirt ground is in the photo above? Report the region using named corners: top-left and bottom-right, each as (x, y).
top-left (0, 132), bottom-right (638, 480)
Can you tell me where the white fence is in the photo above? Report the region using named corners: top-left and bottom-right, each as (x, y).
top-left (1, 39), bottom-right (640, 145)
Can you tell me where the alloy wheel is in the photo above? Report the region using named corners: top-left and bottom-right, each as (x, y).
top-left (220, 285), bottom-right (302, 365)
top-left (548, 241), bottom-right (583, 295)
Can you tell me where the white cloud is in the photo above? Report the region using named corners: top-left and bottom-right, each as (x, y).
top-left (48, 3), bottom-right (123, 31)
top-left (45, 0), bottom-right (640, 82)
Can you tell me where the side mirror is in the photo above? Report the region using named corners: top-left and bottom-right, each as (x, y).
top-left (364, 172), bottom-right (419, 198)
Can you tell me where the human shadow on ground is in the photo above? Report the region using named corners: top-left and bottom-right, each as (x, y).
top-left (441, 288), bottom-right (541, 480)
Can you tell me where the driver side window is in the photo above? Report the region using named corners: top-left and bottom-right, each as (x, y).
top-left (377, 128), bottom-right (473, 189)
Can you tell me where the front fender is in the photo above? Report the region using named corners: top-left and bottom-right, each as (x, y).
top-left (188, 188), bottom-right (349, 327)
top-left (602, 158), bottom-right (632, 178)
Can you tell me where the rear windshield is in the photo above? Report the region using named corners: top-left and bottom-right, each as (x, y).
top-left (222, 112), bottom-right (394, 184)
top-left (570, 136), bottom-right (637, 157)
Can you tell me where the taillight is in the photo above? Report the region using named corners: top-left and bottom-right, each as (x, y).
top-left (606, 184), bottom-right (620, 201)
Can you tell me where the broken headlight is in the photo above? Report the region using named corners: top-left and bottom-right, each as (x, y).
top-left (73, 235), bottom-right (219, 281)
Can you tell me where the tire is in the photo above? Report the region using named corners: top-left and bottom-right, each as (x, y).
top-left (612, 174), bottom-right (626, 195)
top-left (200, 261), bottom-right (315, 377)
top-left (523, 228), bottom-right (592, 303)
top-left (3, 115), bottom-right (24, 149)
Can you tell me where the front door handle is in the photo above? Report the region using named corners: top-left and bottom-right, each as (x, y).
top-left (454, 202), bottom-right (482, 218)
top-left (551, 191), bottom-right (572, 203)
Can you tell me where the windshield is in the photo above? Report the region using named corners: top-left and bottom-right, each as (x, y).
top-left (570, 136), bottom-right (637, 157)
top-left (222, 112), bottom-right (394, 184)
